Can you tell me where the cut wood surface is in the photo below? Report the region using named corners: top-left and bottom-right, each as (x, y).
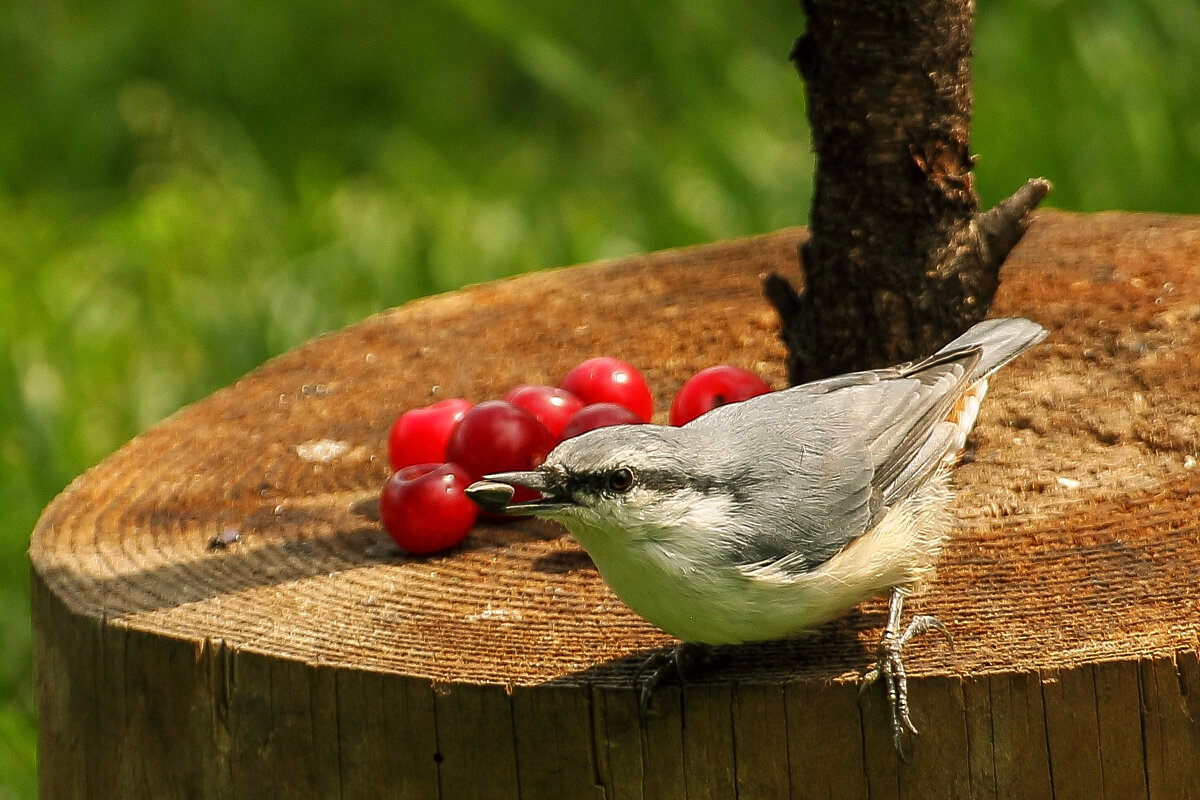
top-left (31, 211), bottom-right (1200, 799)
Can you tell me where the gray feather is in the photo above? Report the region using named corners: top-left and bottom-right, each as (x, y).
top-left (690, 317), bottom-right (1047, 574)
top-left (936, 316), bottom-right (1048, 377)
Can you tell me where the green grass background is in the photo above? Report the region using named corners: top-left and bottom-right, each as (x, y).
top-left (2, 0), bottom-right (1197, 795)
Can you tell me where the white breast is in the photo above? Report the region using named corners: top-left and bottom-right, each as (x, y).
top-left (561, 474), bottom-right (952, 645)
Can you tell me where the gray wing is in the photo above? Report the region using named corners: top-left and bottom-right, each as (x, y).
top-left (689, 348), bottom-right (979, 575)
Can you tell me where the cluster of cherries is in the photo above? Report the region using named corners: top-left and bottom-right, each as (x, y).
top-left (380, 357), bottom-right (772, 554)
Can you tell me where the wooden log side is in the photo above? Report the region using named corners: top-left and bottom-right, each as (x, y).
top-left (30, 211), bottom-right (1200, 798)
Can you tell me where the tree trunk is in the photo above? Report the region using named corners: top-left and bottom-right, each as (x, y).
top-left (765, 0), bottom-right (1049, 383)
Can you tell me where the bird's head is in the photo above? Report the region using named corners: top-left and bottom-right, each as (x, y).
top-left (465, 424), bottom-right (734, 547)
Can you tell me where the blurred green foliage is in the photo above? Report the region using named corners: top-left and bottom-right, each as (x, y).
top-left (1, 0), bottom-right (1197, 795)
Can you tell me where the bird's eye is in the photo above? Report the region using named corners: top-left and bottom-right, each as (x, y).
top-left (607, 467), bottom-right (635, 493)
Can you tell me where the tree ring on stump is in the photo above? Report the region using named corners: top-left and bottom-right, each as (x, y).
top-left (31, 211), bottom-right (1200, 796)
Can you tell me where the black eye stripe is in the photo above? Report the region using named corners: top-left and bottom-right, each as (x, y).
top-left (561, 467), bottom-right (742, 497)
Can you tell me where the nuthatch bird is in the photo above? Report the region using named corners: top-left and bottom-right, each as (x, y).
top-left (466, 317), bottom-right (1047, 755)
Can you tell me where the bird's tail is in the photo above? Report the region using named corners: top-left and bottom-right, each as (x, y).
top-left (936, 317), bottom-right (1048, 380)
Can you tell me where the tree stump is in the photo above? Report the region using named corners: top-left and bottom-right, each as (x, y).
top-left (31, 211), bottom-right (1200, 799)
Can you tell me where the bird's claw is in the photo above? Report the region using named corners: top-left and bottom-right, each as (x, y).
top-left (633, 642), bottom-right (707, 713)
top-left (860, 592), bottom-right (953, 760)
top-left (634, 651), bottom-right (674, 711)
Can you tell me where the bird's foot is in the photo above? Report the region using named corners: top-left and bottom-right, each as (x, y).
top-left (860, 590), bottom-right (953, 760)
top-left (634, 641), bottom-right (707, 712)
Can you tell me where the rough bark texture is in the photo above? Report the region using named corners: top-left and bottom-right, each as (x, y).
top-left (765, 0), bottom-right (1049, 383)
top-left (30, 212), bottom-right (1200, 798)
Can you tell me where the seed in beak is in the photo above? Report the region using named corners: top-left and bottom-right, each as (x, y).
top-left (465, 480), bottom-right (517, 513)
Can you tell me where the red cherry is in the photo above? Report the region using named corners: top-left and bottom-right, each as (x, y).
top-left (388, 398), bottom-right (472, 472)
top-left (560, 402), bottom-right (644, 439)
top-left (380, 463), bottom-right (478, 554)
top-left (560, 357), bottom-right (654, 422)
top-left (445, 401), bottom-right (556, 503)
top-left (669, 365), bottom-right (772, 426)
top-left (503, 385), bottom-right (585, 439)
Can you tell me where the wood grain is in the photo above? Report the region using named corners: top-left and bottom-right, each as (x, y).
top-left (30, 211), bottom-right (1200, 797)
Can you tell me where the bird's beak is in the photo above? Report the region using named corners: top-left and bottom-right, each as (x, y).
top-left (465, 470), bottom-right (570, 516)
